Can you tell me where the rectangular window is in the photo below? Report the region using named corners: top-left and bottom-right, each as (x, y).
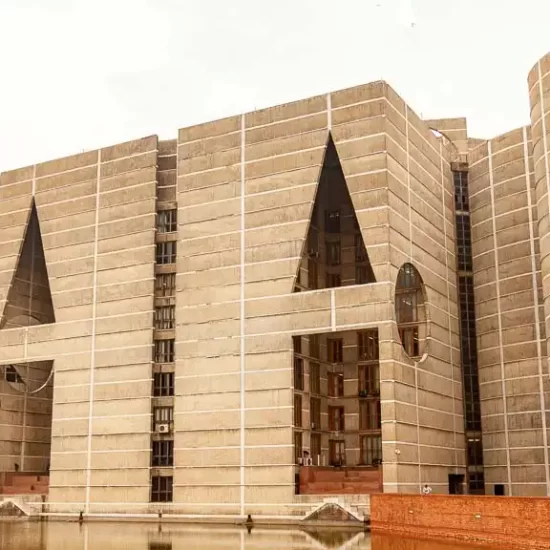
top-left (152, 440), bottom-right (174, 467)
top-left (310, 433), bottom-right (321, 463)
top-left (467, 438), bottom-right (484, 466)
top-left (309, 334), bottom-right (320, 359)
top-left (326, 240), bottom-right (341, 266)
top-left (151, 476), bottom-right (173, 502)
top-left (157, 209), bottom-right (177, 233)
top-left (326, 272), bottom-right (341, 287)
top-left (294, 394), bottom-right (302, 427)
top-left (155, 273), bottom-right (176, 297)
top-left (360, 400), bottom-right (381, 431)
top-left (310, 362), bottom-right (320, 394)
top-left (355, 234), bottom-right (367, 262)
top-left (154, 305), bottom-right (175, 330)
top-left (358, 330), bottom-right (379, 361)
top-left (325, 210), bottom-right (341, 233)
top-left (396, 292), bottom-right (417, 323)
top-left (329, 440), bottom-right (345, 466)
top-left (153, 372), bottom-right (174, 397)
top-left (359, 364), bottom-right (380, 396)
top-left (355, 265), bottom-right (369, 285)
top-left (156, 242), bottom-right (177, 264)
top-left (328, 372), bottom-right (344, 398)
top-left (293, 336), bottom-right (302, 355)
top-left (294, 431), bottom-right (303, 464)
top-left (294, 357), bottom-right (304, 391)
top-left (154, 339), bottom-right (175, 363)
top-left (5, 366), bottom-right (22, 383)
top-left (153, 407), bottom-right (173, 430)
top-left (308, 258), bottom-right (318, 289)
top-left (310, 397), bottom-right (321, 429)
top-left (308, 227), bottom-right (319, 256)
top-left (399, 327), bottom-right (420, 357)
top-left (328, 338), bottom-right (343, 363)
top-left (328, 406), bottom-right (345, 431)
top-left (360, 435), bottom-right (382, 466)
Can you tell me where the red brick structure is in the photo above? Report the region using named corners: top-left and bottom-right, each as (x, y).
top-left (371, 494), bottom-right (550, 549)
top-left (299, 466), bottom-right (382, 494)
top-left (0, 472), bottom-right (48, 495)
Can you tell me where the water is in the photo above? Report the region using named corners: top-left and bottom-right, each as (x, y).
top-left (0, 521), bottom-right (481, 550)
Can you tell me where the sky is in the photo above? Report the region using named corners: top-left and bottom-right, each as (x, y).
top-left (1, 0), bottom-right (549, 172)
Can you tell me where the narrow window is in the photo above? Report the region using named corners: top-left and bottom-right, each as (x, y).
top-left (310, 363), bottom-right (320, 394)
top-left (325, 240), bottom-right (341, 266)
top-left (309, 335), bottom-right (320, 359)
top-left (154, 339), bottom-right (175, 363)
top-left (359, 364), bottom-right (380, 396)
top-left (310, 397), bottom-right (321, 429)
top-left (358, 330), bottom-right (379, 361)
top-left (310, 433), bottom-right (321, 464)
top-left (294, 357), bottom-right (304, 391)
top-left (294, 394), bottom-right (302, 427)
top-left (293, 336), bottom-right (302, 354)
top-left (328, 339), bottom-right (343, 363)
top-left (154, 306), bottom-right (175, 330)
top-left (308, 258), bottom-right (318, 289)
top-left (328, 406), bottom-right (345, 431)
top-left (152, 440), bottom-right (174, 467)
top-left (328, 372), bottom-right (344, 398)
top-left (360, 435), bottom-right (382, 466)
top-left (294, 431), bottom-right (303, 464)
top-left (155, 273), bottom-right (176, 297)
top-left (360, 400), bottom-right (381, 431)
top-left (151, 476), bottom-right (173, 502)
top-left (156, 242), bottom-right (177, 264)
top-left (157, 210), bottom-right (177, 233)
top-left (329, 440), bottom-right (345, 466)
top-left (153, 372), bottom-right (174, 397)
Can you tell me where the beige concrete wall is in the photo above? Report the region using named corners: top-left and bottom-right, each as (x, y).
top-left (174, 80), bottom-right (464, 517)
top-left (469, 126), bottom-right (550, 496)
top-left (382, 87), bottom-right (465, 493)
top-left (529, 53), bottom-right (550, 374)
top-left (0, 137), bottom-right (158, 513)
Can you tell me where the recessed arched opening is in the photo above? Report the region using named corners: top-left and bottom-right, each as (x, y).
top-left (395, 263), bottom-right (427, 360)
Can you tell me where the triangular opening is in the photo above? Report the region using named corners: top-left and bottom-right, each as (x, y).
top-left (294, 134), bottom-right (376, 291)
top-left (1, 200), bottom-right (55, 329)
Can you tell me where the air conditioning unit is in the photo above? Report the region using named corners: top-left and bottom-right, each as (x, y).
top-left (156, 424), bottom-right (171, 434)
top-left (311, 422), bottom-right (317, 430)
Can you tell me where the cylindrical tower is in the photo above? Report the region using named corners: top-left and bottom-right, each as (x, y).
top-left (528, 53), bottom-right (550, 373)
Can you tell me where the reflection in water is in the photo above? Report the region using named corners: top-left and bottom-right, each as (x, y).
top-left (0, 521), bottom-right (481, 550)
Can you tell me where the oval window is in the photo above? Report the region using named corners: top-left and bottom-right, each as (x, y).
top-left (395, 263), bottom-right (427, 359)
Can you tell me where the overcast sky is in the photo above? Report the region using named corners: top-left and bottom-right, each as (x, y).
top-left (1, 0), bottom-right (549, 172)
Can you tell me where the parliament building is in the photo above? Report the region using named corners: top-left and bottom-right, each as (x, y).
top-left (1, 52), bottom-right (550, 519)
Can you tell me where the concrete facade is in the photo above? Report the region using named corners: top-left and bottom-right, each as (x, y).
top-left (0, 52), bottom-right (549, 518)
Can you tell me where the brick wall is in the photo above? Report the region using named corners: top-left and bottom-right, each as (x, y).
top-left (371, 494), bottom-right (550, 549)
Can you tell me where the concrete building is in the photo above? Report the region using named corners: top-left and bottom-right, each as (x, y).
top-left (1, 51), bottom-right (550, 519)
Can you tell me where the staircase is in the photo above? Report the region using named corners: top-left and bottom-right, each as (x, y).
top-left (0, 473), bottom-right (49, 495)
top-left (299, 466), bottom-right (382, 495)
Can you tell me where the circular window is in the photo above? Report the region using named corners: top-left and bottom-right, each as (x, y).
top-left (2, 361), bottom-right (53, 395)
top-left (395, 263), bottom-right (427, 359)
